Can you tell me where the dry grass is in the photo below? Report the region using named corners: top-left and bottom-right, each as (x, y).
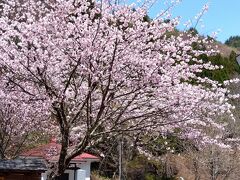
top-left (216, 42), bottom-right (240, 57)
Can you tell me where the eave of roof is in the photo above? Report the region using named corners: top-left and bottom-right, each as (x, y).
top-left (0, 158), bottom-right (46, 172)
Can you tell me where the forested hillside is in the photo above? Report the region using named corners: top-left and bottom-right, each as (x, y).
top-left (225, 36), bottom-right (240, 49)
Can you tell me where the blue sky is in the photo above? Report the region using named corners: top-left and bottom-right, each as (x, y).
top-left (144, 0), bottom-right (240, 43)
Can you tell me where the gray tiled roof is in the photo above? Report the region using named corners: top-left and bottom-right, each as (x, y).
top-left (0, 158), bottom-right (47, 172)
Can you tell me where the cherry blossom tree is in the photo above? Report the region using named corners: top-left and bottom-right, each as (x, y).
top-left (0, 0), bottom-right (236, 179)
top-left (0, 97), bottom-right (49, 159)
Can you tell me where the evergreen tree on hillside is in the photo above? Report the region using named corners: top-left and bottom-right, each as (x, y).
top-left (225, 36), bottom-right (240, 48)
top-left (198, 51), bottom-right (240, 83)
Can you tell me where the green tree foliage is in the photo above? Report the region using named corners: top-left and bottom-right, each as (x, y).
top-left (126, 155), bottom-right (176, 180)
top-left (225, 36), bottom-right (240, 48)
top-left (199, 51), bottom-right (240, 83)
top-left (188, 27), bottom-right (199, 36)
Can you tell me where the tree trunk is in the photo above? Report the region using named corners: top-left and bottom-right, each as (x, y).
top-left (46, 164), bottom-right (67, 180)
top-left (45, 145), bottom-right (87, 180)
top-left (193, 160), bottom-right (200, 180)
top-left (46, 170), bottom-right (57, 180)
